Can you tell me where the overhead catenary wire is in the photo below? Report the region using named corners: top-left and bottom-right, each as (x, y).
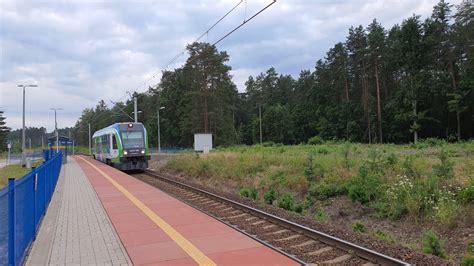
top-left (86, 0), bottom-right (276, 129)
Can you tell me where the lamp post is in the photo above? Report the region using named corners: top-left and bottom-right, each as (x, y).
top-left (157, 107), bottom-right (165, 154)
top-left (50, 108), bottom-right (62, 153)
top-left (18, 84), bottom-right (38, 167)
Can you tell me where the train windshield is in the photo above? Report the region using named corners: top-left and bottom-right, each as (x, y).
top-left (121, 131), bottom-right (144, 148)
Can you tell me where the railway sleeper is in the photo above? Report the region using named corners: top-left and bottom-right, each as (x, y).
top-left (305, 246), bottom-right (333, 256)
top-left (322, 254), bottom-right (352, 264)
top-left (274, 234), bottom-right (301, 242)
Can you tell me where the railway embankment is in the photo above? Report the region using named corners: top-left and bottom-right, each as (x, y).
top-left (151, 141), bottom-right (474, 265)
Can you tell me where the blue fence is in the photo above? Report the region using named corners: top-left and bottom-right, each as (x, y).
top-left (0, 152), bottom-right (62, 266)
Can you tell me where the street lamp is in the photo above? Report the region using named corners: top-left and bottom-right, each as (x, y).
top-left (157, 107), bottom-right (165, 154)
top-left (50, 108), bottom-right (63, 153)
top-left (18, 84), bottom-right (38, 167)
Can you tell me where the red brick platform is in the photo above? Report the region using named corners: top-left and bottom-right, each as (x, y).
top-left (75, 156), bottom-right (298, 265)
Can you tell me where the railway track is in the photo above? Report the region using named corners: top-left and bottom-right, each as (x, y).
top-left (133, 170), bottom-right (410, 265)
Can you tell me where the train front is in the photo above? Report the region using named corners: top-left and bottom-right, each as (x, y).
top-left (119, 122), bottom-right (150, 171)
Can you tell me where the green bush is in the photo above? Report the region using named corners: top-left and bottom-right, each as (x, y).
top-left (385, 153), bottom-right (398, 167)
top-left (307, 136), bottom-right (324, 145)
top-left (277, 192), bottom-right (294, 211)
top-left (292, 201), bottom-right (305, 213)
top-left (264, 189), bottom-right (276, 205)
top-left (239, 187), bottom-right (257, 200)
top-left (309, 178), bottom-right (347, 200)
top-left (402, 156), bottom-right (417, 178)
top-left (422, 230), bottom-right (446, 258)
top-left (347, 164), bottom-right (383, 204)
top-left (352, 221), bottom-right (366, 233)
top-left (341, 142), bottom-right (351, 169)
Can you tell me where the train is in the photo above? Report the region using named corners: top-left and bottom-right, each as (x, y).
top-left (92, 122), bottom-right (150, 171)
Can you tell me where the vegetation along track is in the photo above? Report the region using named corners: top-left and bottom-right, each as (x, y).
top-left (133, 170), bottom-right (410, 265)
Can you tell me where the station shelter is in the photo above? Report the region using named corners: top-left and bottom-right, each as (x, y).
top-left (48, 135), bottom-right (73, 164)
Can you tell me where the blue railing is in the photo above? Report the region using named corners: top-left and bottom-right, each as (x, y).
top-left (0, 152), bottom-right (62, 266)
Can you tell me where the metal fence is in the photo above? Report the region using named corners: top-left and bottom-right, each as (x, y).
top-left (0, 152), bottom-right (62, 266)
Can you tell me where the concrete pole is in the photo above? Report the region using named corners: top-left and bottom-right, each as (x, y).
top-left (55, 109), bottom-right (59, 153)
top-left (21, 86), bottom-right (26, 166)
top-left (134, 96), bottom-right (138, 123)
top-left (259, 105), bottom-right (262, 145)
top-left (88, 123), bottom-right (91, 155)
top-left (157, 109), bottom-right (161, 154)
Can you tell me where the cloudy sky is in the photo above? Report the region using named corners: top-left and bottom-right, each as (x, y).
top-left (0, 0), bottom-right (462, 132)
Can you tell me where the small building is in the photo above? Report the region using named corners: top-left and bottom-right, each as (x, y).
top-left (48, 135), bottom-right (73, 164)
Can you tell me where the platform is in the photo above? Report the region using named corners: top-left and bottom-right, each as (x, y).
top-left (26, 157), bottom-right (131, 265)
top-left (28, 156), bottom-right (298, 265)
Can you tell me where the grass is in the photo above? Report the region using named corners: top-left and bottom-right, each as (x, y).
top-left (163, 140), bottom-right (474, 236)
top-left (0, 161), bottom-right (42, 189)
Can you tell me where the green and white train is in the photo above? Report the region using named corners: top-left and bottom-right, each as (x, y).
top-left (92, 122), bottom-right (150, 171)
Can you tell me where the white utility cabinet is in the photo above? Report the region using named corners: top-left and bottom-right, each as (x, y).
top-left (194, 133), bottom-right (213, 153)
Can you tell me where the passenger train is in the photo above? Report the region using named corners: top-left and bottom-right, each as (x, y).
top-left (92, 122), bottom-right (150, 171)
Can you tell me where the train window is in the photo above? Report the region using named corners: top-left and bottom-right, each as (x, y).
top-left (112, 135), bottom-right (117, 149)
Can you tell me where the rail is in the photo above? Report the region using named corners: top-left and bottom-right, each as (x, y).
top-left (142, 170), bottom-right (410, 265)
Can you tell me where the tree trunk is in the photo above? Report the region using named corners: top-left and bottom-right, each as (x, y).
top-left (449, 61), bottom-right (460, 141)
top-left (375, 58), bottom-right (383, 143)
top-left (413, 99), bottom-right (418, 144)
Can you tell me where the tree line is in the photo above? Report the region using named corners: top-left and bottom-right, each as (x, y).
top-left (72, 0), bottom-right (473, 148)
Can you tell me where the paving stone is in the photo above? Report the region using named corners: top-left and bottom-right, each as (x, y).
top-left (26, 158), bottom-right (131, 265)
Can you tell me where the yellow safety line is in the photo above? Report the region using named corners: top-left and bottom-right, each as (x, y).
top-left (77, 156), bottom-right (216, 266)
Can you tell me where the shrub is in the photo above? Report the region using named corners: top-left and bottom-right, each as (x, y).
top-left (277, 192), bottom-right (294, 211)
top-left (352, 221), bottom-right (366, 233)
top-left (239, 187), bottom-right (257, 200)
top-left (262, 141), bottom-right (276, 147)
top-left (433, 148), bottom-right (454, 179)
top-left (307, 136), bottom-right (324, 145)
top-left (304, 153), bottom-right (316, 182)
top-left (308, 178), bottom-right (347, 200)
top-left (422, 230), bottom-right (446, 258)
top-left (347, 164), bottom-right (383, 204)
top-left (264, 189), bottom-right (276, 205)
top-left (402, 156), bottom-right (417, 178)
top-left (292, 201), bottom-right (305, 213)
top-left (316, 147), bottom-right (329, 154)
top-left (341, 142), bottom-right (351, 169)
top-left (385, 153), bottom-right (398, 167)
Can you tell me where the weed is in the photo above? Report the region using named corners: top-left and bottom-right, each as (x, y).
top-left (239, 187), bottom-right (258, 200)
top-left (372, 229), bottom-right (394, 242)
top-left (315, 210), bottom-right (327, 222)
top-left (352, 221), bottom-right (366, 233)
top-left (264, 189), bottom-right (276, 205)
top-left (277, 192), bottom-right (294, 211)
top-left (422, 230), bottom-right (446, 258)
top-left (292, 201), bottom-right (305, 213)
top-left (433, 189), bottom-right (460, 229)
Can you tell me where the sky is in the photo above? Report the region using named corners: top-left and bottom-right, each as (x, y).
top-left (0, 0), bottom-right (462, 133)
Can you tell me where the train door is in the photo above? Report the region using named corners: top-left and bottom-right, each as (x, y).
top-left (110, 134), bottom-right (119, 158)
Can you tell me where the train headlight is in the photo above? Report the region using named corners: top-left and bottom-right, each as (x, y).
top-left (124, 151), bottom-right (128, 155)
top-left (141, 150), bottom-right (145, 154)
